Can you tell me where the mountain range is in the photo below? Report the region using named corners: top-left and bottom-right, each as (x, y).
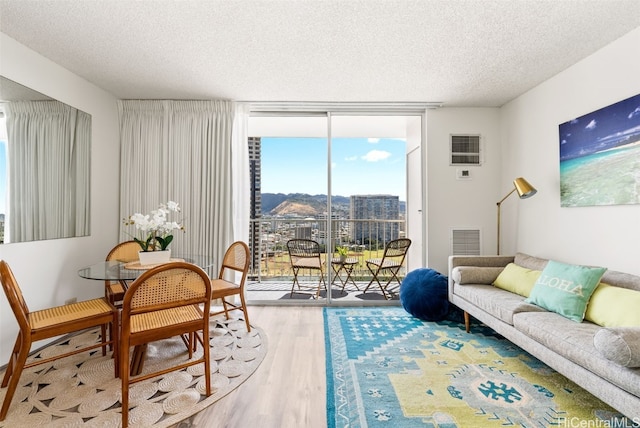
top-left (261, 193), bottom-right (404, 216)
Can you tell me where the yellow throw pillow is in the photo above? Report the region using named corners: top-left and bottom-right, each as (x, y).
top-left (492, 263), bottom-right (541, 298)
top-left (585, 283), bottom-right (640, 327)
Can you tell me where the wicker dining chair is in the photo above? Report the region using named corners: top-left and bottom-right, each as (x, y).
top-left (363, 238), bottom-right (412, 299)
top-left (119, 261), bottom-right (211, 428)
top-left (105, 240), bottom-right (141, 306)
top-left (210, 241), bottom-right (252, 332)
top-left (0, 260), bottom-right (118, 421)
top-left (287, 239), bottom-right (326, 299)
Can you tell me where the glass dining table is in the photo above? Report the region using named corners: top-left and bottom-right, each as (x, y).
top-left (78, 254), bottom-right (216, 290)
top-left (77, 254), bottom-right (216, 376)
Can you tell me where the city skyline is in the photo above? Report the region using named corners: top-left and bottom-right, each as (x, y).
top-left (261, 136), bottom-right (407, 200)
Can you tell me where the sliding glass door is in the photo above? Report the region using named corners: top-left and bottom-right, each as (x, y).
top-left (247, 111), bottom-right (423, 305)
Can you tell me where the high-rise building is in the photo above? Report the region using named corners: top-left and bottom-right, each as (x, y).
top-left (350, 195), bottom-right (399, 245)
top-left (248, 137), bottom-right (261, 277)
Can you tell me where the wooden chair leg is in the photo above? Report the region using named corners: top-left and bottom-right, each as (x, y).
top-left (0, 340), bottom-right (30, 421)
top-left (100, 325), bottom-right (108, 356)
top-left (121, 342), bottom-right (131, 428)
top-left (110, 316), bottom-right (120, 378)
top-left (1, 336), bottom-right (21, 389)
top-left (464, 311), bottom-right (471, 333)
top-left (222, 299), bottom-right (230, 319)
top-left (130, 344), bottom-right (147, 377)
top-left (239, 294), bottom-right (251, 333)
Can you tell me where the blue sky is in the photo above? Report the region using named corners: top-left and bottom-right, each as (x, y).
top-left (559, 93), bottom-right (640, 161)
top-left (261, 137), bottom-right (407, 200)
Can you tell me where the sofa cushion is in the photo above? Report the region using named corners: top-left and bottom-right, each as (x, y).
top-left (451, 266), bottom-right (504, 285)
top-left (453, 284), bottom-right (545, 325)
top-left (514, 252), bottom-right (548, 271)
top-left (594, 327), bottom-right (640, 368)
top-left (525, 260), bottom-right (606, 322)
top-left (493, 262), bottom-right (541, 297)
top-left (585, 283), bottom-right (640, 327)
top-left (513, 311), bottom-right (640, 399)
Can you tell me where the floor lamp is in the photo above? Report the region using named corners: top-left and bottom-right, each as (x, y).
top-left (497, 177), bottom-right (537, 255)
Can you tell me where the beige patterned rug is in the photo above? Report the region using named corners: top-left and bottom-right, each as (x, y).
top-left (0, 318), bottom-right (267, 427)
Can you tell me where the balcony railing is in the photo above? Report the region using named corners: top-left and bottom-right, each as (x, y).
top-left (248, 217), bottom-right (407, 282)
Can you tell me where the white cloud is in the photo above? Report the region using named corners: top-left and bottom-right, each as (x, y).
top-left (345, 156), bottom-right (358, 161)
top-left (331, 162), bottom-right (337, 169)
top-left (367, 138), bottom-right (380, 143)
top-left (585, 119), bottom-right (597, 130)
top-left (362, 150), bottom-right (391, 162)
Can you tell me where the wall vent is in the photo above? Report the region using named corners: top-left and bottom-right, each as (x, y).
top-left (450, 228), bottom-right (481, 255)
top-left (450, 134), bottom-right (481, 165)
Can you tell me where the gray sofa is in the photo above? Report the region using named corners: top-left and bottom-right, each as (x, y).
top-left (448, 252), bottom-right (640, 420)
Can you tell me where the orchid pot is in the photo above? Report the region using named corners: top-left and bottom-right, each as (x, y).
top-left (138, 249), bottom-right (171, 266)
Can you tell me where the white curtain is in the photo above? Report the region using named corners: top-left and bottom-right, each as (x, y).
top-left (232, 103), bottom-right (250, 246)
top-left (118, 100), bottom-right (249, 270)
top-left (5, 100), bottom-right (91, 242)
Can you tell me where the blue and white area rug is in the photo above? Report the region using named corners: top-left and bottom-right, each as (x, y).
top-left (324, 307), bottom-right (631, 428)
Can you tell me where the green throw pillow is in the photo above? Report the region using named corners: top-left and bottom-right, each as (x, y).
top-left (492, 263), bottom-right (541, 297)
top-left (524, 260), bottom-right (606, 322)
top-left (585, 283), bottom-right (640, 327)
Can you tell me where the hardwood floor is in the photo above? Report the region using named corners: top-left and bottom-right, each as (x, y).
top-left (179, 306), bottom-right (327, 428)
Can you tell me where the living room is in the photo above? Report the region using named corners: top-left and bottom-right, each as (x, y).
top-left (0, 1), bottom-right (639, 426)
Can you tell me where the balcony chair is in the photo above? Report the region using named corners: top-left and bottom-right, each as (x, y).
top-left (287, 239), bottom-right (326, 299)
top-left (105, 240), bottom-right (141, 306)
top-left (0, 260), bottom-right (118, 421)
top-left (210, 241), bottom-right (252, 332)
top-left (363, 238), bottom-right (412, 300)
top-left (119, 261), bottom-right (211, 428)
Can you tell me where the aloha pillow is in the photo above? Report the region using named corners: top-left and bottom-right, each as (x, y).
top-left (524, 260), bottom-right (606, 322)
top-left (593, 327), bottom-right (640, 367)
top-left (585, 283), bottom-right (640, 327)
top-left (492, 263), bottom-right (541, 297)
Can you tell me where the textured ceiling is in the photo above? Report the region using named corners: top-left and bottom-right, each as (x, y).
top-left (1, 0), bottom-right (639, 107)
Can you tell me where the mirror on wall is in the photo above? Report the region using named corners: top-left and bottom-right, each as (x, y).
top-left (0, 76), bottom-right (91, 243)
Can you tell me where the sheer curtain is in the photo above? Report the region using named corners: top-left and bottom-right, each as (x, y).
top-left (5, 100), bottom-right (91, 242)
top-left (118, 100), bottom-right (249, 268)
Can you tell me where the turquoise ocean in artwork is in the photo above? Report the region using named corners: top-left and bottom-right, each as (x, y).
top-left (560, 143), bottom-right (640, 207)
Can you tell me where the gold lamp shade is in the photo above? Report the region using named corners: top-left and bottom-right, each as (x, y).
top-left (497, 177), bottom-right (537, 255)
top-left (513, 177), bottom-right (537, 199)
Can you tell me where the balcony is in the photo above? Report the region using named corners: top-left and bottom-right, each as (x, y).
top-left (245, 218), bottom-right (407, 303)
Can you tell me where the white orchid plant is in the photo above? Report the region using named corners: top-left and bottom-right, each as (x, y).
top-left (124, 201), bottom-right (184, 252)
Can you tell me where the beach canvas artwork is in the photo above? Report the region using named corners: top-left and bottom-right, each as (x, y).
top-left (559, 93), bottom-right (640, 207)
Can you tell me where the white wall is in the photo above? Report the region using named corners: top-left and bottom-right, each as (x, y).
top-left (426, 107), bottom-right (501, 273)
top-left (0, 34), bottom-right (120, 362)
top-left (501, 27), bottom-right (640, 275)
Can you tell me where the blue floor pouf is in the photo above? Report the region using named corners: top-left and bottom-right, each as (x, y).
top-left (400, 268), bottom-right (449, 321)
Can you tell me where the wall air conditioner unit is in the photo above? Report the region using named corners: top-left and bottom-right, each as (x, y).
top-left (450, 134), bottom-right (481, 166)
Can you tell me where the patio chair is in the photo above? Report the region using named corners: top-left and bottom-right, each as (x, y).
top-left (0, 260), bottom-right (118, 421)
top-left (210, 241), bottom-right (252, 332)
top-left (287, 239), bottom-right (326, 299)
top-left (363, 238), bottom-right (412, 299)
top-left (119, 261), bottom-right (211, 428)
